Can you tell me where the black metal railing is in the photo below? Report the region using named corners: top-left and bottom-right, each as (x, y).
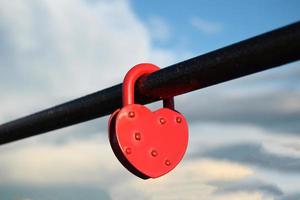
top-left (1, 21), bottom-right (300, 145)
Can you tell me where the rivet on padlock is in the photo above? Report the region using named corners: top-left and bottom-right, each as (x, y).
top-left (108, 63), bottom-right (189, 179)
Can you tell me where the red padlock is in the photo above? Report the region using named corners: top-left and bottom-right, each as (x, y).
top-left (108, 63), bottom-right (188, 179)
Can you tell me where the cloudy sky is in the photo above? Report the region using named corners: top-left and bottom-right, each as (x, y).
top-left (0, 0), bottom-right (300, 199)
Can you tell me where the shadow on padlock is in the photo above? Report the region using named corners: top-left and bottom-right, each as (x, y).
top-left (108, 63), bottom-right (188, 179)
top-left (109, 108), bottom-right (150, 179)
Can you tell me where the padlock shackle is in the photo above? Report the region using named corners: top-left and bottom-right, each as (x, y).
top-left (123, 63), bottom-right (174, 109)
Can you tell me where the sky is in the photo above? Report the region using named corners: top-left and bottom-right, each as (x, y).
top-left (0, 0), bottom-right (299, 199)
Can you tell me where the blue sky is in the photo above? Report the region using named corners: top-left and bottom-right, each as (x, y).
top-left (0, 0), bottom-right (299, 200)
top-left (132, 0), bottom-right (300, 53)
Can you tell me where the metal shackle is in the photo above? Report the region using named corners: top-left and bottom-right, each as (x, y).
top-left (122, 63), bottom-right (174, 109)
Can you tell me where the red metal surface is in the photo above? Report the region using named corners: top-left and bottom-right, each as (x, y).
top-left (108, 63), bottom-right (189, 179)
top-left (115, 104), bottom-right (188, 178)
top-left (123, 63), bottom-right (174, 107)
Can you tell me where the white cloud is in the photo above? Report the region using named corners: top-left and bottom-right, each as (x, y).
top-left (212, 192), bottom-right (274, 200)
top-left (147, 16), bottom-right (171, 42)
top-left (110, 158), bottom-right (253, 200)
top-left (188, 122), bottom-right (300, 159)
top-left (0, 134), bottom-right (120, 185)
top-left (190, 17), bottom-right (222, 34)
top-left (0, 0), bottom-right (183, 123)
top-left (0, 133), bottom-right (257, 200)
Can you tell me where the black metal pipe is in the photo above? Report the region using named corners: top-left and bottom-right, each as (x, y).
top-left (1, 21), bottom-right (300, 145)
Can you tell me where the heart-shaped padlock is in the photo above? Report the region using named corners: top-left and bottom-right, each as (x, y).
top-left (108, 63), bottom-right (188, 179)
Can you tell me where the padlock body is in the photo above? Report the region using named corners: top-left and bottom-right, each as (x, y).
top-left (111, 104), bottom-right (188, 178)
